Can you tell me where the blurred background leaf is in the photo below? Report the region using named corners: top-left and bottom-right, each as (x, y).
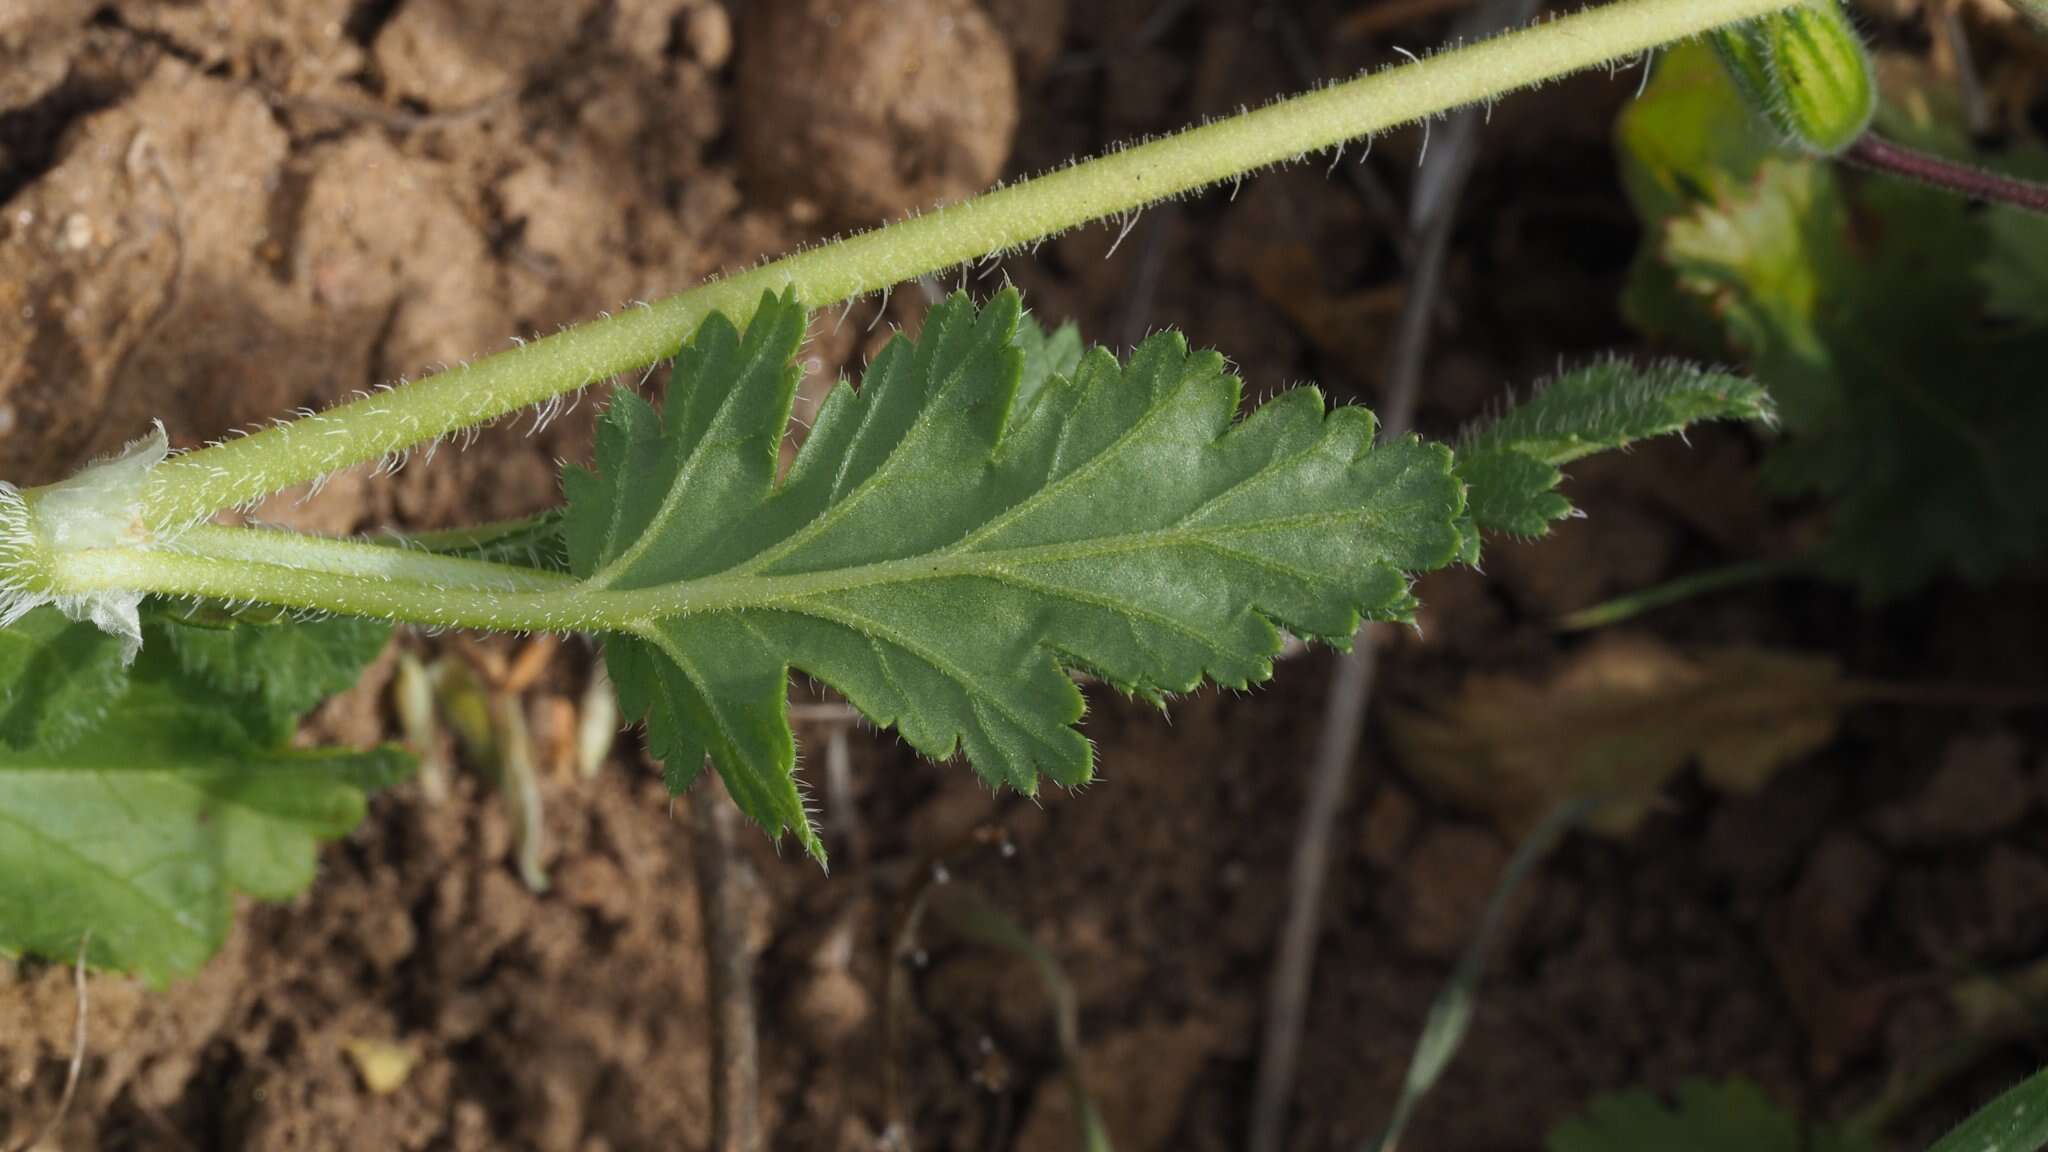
top-left (1618, 43), bottom-right (2048, 598)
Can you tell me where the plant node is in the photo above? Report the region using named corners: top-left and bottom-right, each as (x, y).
top-left (2, 424), bottom-right (174, 659)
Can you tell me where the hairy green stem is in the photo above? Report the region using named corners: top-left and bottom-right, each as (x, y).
top-left (130, 0), bottom-right (1794, 529)
top-left (1556, 557), bottom-right (1798, 631)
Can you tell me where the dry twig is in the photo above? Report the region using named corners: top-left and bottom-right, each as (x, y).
top-left (14, 933), bottom-right (91, 1152)
top-left (1248, 5), bottom-right (1537, 1151)
top-left (691, 775), bottom-right (762, 1152)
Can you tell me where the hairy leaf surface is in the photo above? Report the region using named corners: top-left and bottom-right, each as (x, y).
top-left (1926, 1068), bottom-right (2048, 1152)
top-left (0, 642), bottom-right (409, 983)
top-left (0, 607), bottom-right (127, 752)
top-left (566, 289), bottom-right (1464, 860)
top-left (156, 606), bottom-right (393, 737)
top-left (1012, 313), bottom-right (1084, 421)
top-left (393, 507), bottom-right (572, 572)
top-left (1454, 359), bottom-right (1772, 556)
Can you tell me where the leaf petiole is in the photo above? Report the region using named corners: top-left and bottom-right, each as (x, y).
top-left (171, 524), bottom-right (568, 592)
top-left (48, 547), bottom-right (589, 633)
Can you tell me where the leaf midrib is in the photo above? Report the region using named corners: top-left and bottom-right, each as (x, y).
top-left (615, 504), bottom-right (1395, 625)
top-left (607, 360), bottom-right (1392, 624)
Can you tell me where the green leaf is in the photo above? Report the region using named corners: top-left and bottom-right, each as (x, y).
top-left (0, 643), bottom-right (410, 984)
top-left (1983, 206), bottom-right (2048, 327)
top-left (0, 603), bottom-right (405, 980)
top-left (1674, 160), bottom-right (2048, 595)
top-left (1012, 312), bottom-right (1085, 421)
top-left (0, 607), bottom-right (127, 752)
top-left (387, 508), bottom-right (572, 572)
top-left (1620, 48), bottom-right (2048, 598)
top-left (1926, 1068), bottom-right (2048, 1152)
top-left (1617, 44), bottom-right (1776, 224)
top-left (1464, 358), bottom-right (1774, 469)
top-left (155, 605), bottom-right (393, 737)
top-left (1547, 1078), bottom-right (1875, 1152)
top-left (1661, 160), bottom-right (1843, 429)
top-left (1615, 45), bottom-right (1779, 356)
top-left (566, 289), bottom-right (1465, 860)
top-left (1454, 359), bottom-right (1773, 551)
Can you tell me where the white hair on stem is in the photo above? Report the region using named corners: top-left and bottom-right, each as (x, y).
top-left (0, 424), bottom-right (177, 660)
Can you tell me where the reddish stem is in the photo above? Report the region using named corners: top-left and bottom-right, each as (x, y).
top-left (1845, 133), bottom-right (2048, 214)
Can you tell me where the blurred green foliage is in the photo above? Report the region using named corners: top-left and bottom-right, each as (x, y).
top-left (1548, 1078), bottom-right (1874, 1152)
top-left (1618, 44), bottom-right (2048, 598)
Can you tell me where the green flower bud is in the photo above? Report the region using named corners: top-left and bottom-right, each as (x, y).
top-left (1708, 24), bottom-right (1778, 126)
top-left (1710, 1), bottom-right (1875, 157)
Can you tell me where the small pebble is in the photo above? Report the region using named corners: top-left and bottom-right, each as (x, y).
top-left (57, 213), bottom-right (93, 252)
top-left (684, 4), bottom-right (732, 69)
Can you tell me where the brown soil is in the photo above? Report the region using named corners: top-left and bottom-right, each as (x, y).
top-left (4, 1), bottom-right (2047, 1150)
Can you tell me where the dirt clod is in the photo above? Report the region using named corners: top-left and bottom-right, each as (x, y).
top-left (1399, 824), bottom-right (1511, 959)
top-left (735, 0), bottom-right (1018, 226)
top-left (374, 0), bottom-right (598, 109)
